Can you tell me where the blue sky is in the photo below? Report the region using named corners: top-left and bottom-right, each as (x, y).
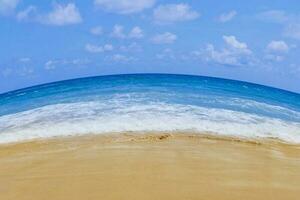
top-left (0, 0), bottom-right (300, 93)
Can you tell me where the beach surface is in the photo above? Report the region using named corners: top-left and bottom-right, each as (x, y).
top-left (1, 133), bottom-right (300, 200)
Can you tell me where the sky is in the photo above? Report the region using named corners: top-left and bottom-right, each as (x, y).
top-left (0, 0), bottom-right (300, 94)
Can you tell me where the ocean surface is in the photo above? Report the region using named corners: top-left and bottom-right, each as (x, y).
top-left (0, 74), bottom-right (300, 144)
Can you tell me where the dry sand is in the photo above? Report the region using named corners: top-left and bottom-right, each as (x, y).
top-left (0, 133), bottom-right (300, 200)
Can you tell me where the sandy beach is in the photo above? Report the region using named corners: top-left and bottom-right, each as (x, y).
top-left (1, 133), bottom-right (300, 200)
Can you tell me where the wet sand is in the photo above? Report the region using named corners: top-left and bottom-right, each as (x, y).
top-left (0, 133), bottom-right (300, 200)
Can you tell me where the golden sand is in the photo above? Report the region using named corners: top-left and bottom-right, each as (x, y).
top-left (0, 133), bottom-right (300, 200)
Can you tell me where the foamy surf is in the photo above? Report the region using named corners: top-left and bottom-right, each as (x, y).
top-left (0, 74), bottom-right (299, 144)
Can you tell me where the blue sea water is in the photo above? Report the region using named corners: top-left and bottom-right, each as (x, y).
top-left (0, 74), bottom-right (300, 144)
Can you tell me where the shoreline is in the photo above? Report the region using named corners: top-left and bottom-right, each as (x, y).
top-left (1, 131), bottom-right (299, 147)
top-left (1, 133), bottom-right (300, 200)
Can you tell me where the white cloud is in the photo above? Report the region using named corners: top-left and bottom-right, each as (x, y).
top-left (111, 24), bottom-right (126, 38)
top-left (218, 10), bottom-right (237, 23)
top-left (12, 3), bottom-right (82, 26)
top-left (103, 44), bottom-right (114, 51)
top-left (85, 43), bottom-right (113, 53)
top-left (16, 6), bottom-right (37, 21)
top-left (94, 0), bottom-right (155, 14)
top-left (265, 40), bottom-right (289, 62)
top-left (85, 44), bottom-right (103, 53)
top-left (45, 59), bottom-right (90, 70)
top-left (129, 26), bottom-right (144, 38)
top-left (108, 54), bottom-right (136, 62)
top-left (264, 54), bottom-right (284, 62)
top-left (223, 35), bottom-right (252, 54)
top-left (153, 3), bottom-right (199, 24)
top-left (284, 23), bottom-right (300, 40)
top-left (41, 3), bottom-right (82, 26)
top-left (19, 57), bottom-right (31, 62)
top-left (111, 25), bottom-right (144, 39)
top-left (90, 26), bottom-right (103, 36)
top-left (19, 66), bottom-right (34, 76)
top-left (151, 32), bottom-right (177, 44)
top-left (257, 10), bottom-right (300, 40)
top-left (0, 0), bottom-right (19, 15)
top-left (266, 40), bottom-right (289, 53)
top-left (1, 65), bottom-right (35, 77)
top-left (156, 48), bottom-right (175, 60)
top-left (201, 35), bottom-right (254, 67)
top-left (120, 42), bottom-right (142, 52)
top-left (45, 60), bottom-right (56, 70)
top-left (257, 10), bottom-right (289, 23)
top-left (204, 44), bottom-right (240, 66)
top-left (71, 58), bottom-right (91, 66)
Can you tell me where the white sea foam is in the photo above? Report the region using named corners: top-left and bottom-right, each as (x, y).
top-left (0, 100), bottom-right (300, 144)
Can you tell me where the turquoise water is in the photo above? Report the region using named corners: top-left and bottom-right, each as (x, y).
top-left (0, 74), bottom-right (300, 144)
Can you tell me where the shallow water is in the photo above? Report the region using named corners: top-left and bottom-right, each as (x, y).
top-left (0, 74), bottom-right (299, 144)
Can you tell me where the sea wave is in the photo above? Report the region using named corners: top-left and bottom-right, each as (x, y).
top-left (1, 100), bottom-right (299, 144)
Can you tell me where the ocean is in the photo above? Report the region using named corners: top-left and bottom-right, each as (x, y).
top-left (0, 74), bottom-right (299, 144)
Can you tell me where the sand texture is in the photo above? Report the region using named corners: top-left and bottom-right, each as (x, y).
top-left (0, 133), bottom-right (300, 200)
